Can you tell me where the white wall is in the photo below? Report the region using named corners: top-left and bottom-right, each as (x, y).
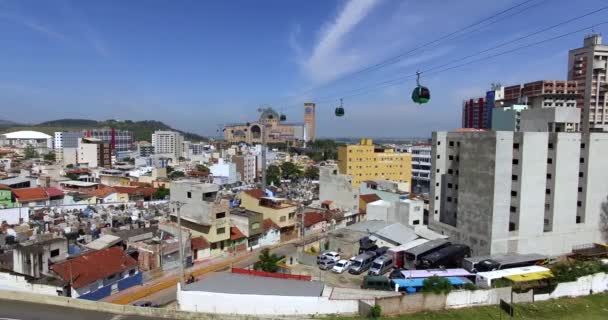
top-left (0, 272), bottom-right (62, 296)
top-left (0, 207), bottom-right (30, 224)
top-left (178, 287), bottom-right (362, 316)
top-left (535, 272), bottom-right (608, 301)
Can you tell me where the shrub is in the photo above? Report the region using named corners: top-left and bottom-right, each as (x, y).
top-left (368, 304), bottom-right (382, 319)
top-left (492, 278), bottom-right (512, 288)
top-left (551, 260), bottom-right (608, 283)
top-left (422, 276), bottom-right (453, 294)
top-left (463, 282), bottom-right (478, 291)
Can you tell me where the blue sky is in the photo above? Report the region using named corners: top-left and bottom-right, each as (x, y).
top-left (1, 0), bottom-right (607, 138)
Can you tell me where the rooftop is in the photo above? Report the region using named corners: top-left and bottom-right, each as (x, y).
top-left (304, 212), bottom-right (326, 227)
top-left (182, 272), bottom-right (324, 297)
top-left (85, 234), bottom-right (122, 251)
top-left (59, 180), bottom-right (99, 187)
top-left (12, 187), bottom-right (49, 202)
top-left (1, 130), bottom-right (52, 140)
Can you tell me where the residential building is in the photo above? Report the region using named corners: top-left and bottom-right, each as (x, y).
top-left (230, 207), bottom-right (263, 249)
top-left (137, 141), bottom-right (155, 157)
top-left (12, 187), bottom-right (49, 207)
top-left (430, 130), bottom-right (608, 256)
top-left (233, 154), bottom-right (257, 184)
top-left (54, 131), bottom-right (85, 149)
top-left (411, 145), bottom-right (432, 194)
top-left (492, 105), bottom-right (529, 131)
top-left (366, 198), bottom-right (425, 227)
top-left (568, 34), bottom-right (608, 132)
top-left (240, 189), bottom-right (298, 241)
top-left (169, 181), bottom-right (230, 255)
top-left (77, 137), bottom-right (112, 168)
top-left (223, 107), bottom-right (309, 144)
top-left (51, 247), bottom-right (141, 300)
top-left (303, 211), bottom-right (327, 235)
top-left (519, 107), bottom-right (581, 132)
top-left (259, 219), bottom-right (281, 246)
top-left (337, 138), bottom-right (412, 187)
top-left (210, 159), bottom-right (238, 185)
top-left (13, 237), bottom-right (68, 278)
top-left (319, 166), bottom-right (359, 213)
top-left (499, 80), bottom-right (579, 109)
top-left (303, 102), bottom-right (316, 142)
top-left (87, 128), bottom-right (134, 152)
top-left (0, 184), bottom-right (12, 208)
top-left (151, 130), bottom-right (184, 162)
top-left (462, 97), bottom-right (489, 129)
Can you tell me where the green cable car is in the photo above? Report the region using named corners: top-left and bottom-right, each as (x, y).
top-left (280, 114), bottom-right (287, 121)
top-left (335, 98), bottom-right (345, 117)
top-left (412, 71), bottom-right (430, 104)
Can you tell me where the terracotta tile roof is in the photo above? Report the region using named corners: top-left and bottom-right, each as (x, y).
top-left (191, 237), bottom-right (209, 250)
top-left (65, 169), bottom-right (91, 175)
top-left (87, 186), bottom-right (116, 198)
top-left (304, 212), bottom-right (326, 228)
top-left (230, 227), bottom-right (246, 241)
top-left (360, 194), bottom-right (382, 204)
top-left (113, 186), bottom-right (156, 197)
top-left (51, 247), bottom-right (138, 289)
top-left (12, 187), bottom-right (49, 202)
top-left (322, 200), bottom-right (333, 205)
top-left (0, 184), bottom-right (11, 191)
top-left (262, 218), bottom-right (279, 232)
top-left (44, 187), bottom-right (64, 198)
top-left (243, 189), bottom-right (265, 199)
top-left (129, 181), bottom-right (152, 187)
top-left (188, 170), bottom-right (209, 177)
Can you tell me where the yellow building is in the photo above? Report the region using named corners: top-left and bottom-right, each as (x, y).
top-left (338, 138), bottom-right (412, 187)
top-left (240, 189), bottom-right (298, 241)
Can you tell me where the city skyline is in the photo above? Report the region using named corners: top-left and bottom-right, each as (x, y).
top-left (1, 0), bottom-right (607, 138)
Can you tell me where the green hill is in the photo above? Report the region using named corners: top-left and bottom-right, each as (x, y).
top-left (0, 118), bottom-right (206, 142)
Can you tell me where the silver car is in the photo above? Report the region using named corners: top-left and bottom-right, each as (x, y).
top-left (318, 259), bottom-right (337, 270)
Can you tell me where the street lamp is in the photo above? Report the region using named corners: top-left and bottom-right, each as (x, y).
top-left (170, 200), bottom-right (186, 286)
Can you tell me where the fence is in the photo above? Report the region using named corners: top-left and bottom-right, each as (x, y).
top-left (231, 268), bottom-right (311, 281)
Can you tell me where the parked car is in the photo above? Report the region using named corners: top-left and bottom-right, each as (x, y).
top-left (318, 259), bottom-right (337, 270)
top-left (133, 301), bottom-right (159, 308)
top-left (418, 244), bottom-right (471, 269)
top-left (317, 251), bottom-right (340, 263)
top-left (374, 246), bottom-right (390, 257)
top-left (361, 275), bottom-right (392, 291)
top-left (348, 252), bottom-right (376, 275)
top-left (368, 254), bottom-right (395, 276)
top-left (331, 259), bottom-right (352, 273)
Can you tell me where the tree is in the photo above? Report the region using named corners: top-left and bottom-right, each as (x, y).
top-left (24, 145), bottom-right (38, 159)
top-left (195, 164), bottom-right (210, 172)
top-left (253, 248), bottom-right (282, 273)
top-left (65, 173), bottom-right (79, 181)
top-left (600, 196), bottom-right (608, 242)
top-left (169, 171), bottom-right (185, 179)
top-left (123, 157), bottom-right (135, 165)
top-left (178, 156), bottom-right (186, 162)
top-left (280, 162), bottom-right (302, 180)
top-left (166, 165), bottom-right (174, 174)
top-left (266, 165), bottom-right (281, 186)
top-left (303, 166), bottom-right (319, 180)
top-left (421, 276), bottom-right (453, 294)
top-left (154, 186), bottom-right (170, 200)
top-left (43, 152), bottom-right (56, 162)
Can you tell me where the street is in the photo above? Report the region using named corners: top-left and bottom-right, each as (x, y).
top-left (0, 299), bottom-right (173, 320)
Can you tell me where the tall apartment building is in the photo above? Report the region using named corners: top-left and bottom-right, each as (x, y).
top-left (54, 131), bottom-right (84, 149)
top-left (568, 34), bottom-right (608, 132)
top-left (169, 181), bottom-right (231, 254)
top-left (233, 154), bottom-right (257, 184)
top-left (429, 131), bottom-right (608, 256)
top-left (151, 130), bottom-right (184, 162)
top-left (87, 128), bottom-right (134, 152)
top-left (462, 97), bottom-right (489, 129)
top-left (499, 80), bottom-right (579, 109)
top-left (304, 102), bottom-right (316, 142)
top-left (77, 137), bottom-right (112, 168)
top-left (411, 145), bottom-right (432, 194)
top-left (337, 139), bottom-right (412, 187)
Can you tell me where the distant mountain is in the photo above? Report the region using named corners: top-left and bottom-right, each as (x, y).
top-left (0, 119), bottom-right (22, 129)
top-left (0, 118), bottom-right (206, 142)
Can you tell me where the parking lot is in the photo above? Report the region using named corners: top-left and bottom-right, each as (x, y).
top-left (290, 262), bottom-right (365, 288)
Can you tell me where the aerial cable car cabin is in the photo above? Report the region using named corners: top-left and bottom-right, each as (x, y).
top-left (412, 71), bottom-right (430, 104)
top-left (335, 98), bottom-right (345, 117)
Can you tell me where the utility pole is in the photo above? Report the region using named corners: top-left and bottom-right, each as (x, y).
top-left (171, 201), bottom-right (186, 286)
top-left (261, 123), bottom-right (267, 191)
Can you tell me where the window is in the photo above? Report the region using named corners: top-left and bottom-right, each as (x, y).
top-left (435, 196), bottom-right (439, 200)
top-left (576, 216), bottom-right (582, 223)
top-left (447, 169), bottom-right (453, 174)
top-left (510, 206), bottom-right (516, 213)
top-left (412, 220), bottom-right (420, 225)
top-left (577, 201), bottom-right (582, 207)
top-left (280, 216), bottom-right (286, 222)
top-left (548, 143), bottom-right (553, 149)
top-left (217, 227), bottom-right (226, 234)
top-left (252, 222), bottom-right (260, 230)
top-left (511, 191), bottom-right (517, 197)
top-left (437, 141), bottom-right (441, 145)
top-left (216, 212), bottom-right (226, 219)
top-left (579, 172), bottom-right (584, 178)
top-left (436, 182), bottom-right (439, 187)
top-left (437, 155), bottom-right (441, 159)
top-left (512, 159), bottom-right (519, 165)
top-left (449, 141), bottom-right (454, 147)
top-left (129, 269), bottom-right (136, 276)
top-left (547, 158), bottom-right (553, 164)
top-left (578, 187), bottom-right (583, 193)
top-left (50, 249), bottom-right (60, 257)
top-left (547, 173), bottom-right (552, 179)
top-left (447, 197), bottom-right (452, 202)
top-left (187, 192), bottom-right (192, 198)
top-left (509, 222), bottom-right (516, 231)
top-left (436, 169), bottom-right (440, 173)
top-left (513, 143), bottom-right (519, 149)
top-left (581, 143), bottom-right (585, 149)
top-left (580, 158), bottom-right (585, 163)
top-left (447, 183), bottom-right (453, 189)
top-left (449, 155), bottom-right (454, 160)
top-left (546, 189), bottom-right (551, 195)
top-left (512, 175), bottom-right (518, 181)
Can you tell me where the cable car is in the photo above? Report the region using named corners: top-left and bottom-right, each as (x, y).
top-left (280, 114), bottom-right (287, 121)
top-left (412, 71), bottom-right (430, 104)
top-left (335, 98), bottom-right (345, 117)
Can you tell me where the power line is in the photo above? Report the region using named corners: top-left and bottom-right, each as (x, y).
top-left (272, 0), bottom-right (543, 106)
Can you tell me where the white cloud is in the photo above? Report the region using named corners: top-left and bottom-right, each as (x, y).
top-left (300, 0), bottom-right (381, 84)
top-left (0, 12), bottom-right (70, 42)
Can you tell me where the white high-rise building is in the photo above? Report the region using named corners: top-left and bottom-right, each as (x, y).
top-left (568, 34), bottom-right (608, 132)
top-left (411, 145), bottom-right (432, 194)
top-left (429, 131), bottom-right (608, 256)
top-left (151, 130), bottom-right (183, 162)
